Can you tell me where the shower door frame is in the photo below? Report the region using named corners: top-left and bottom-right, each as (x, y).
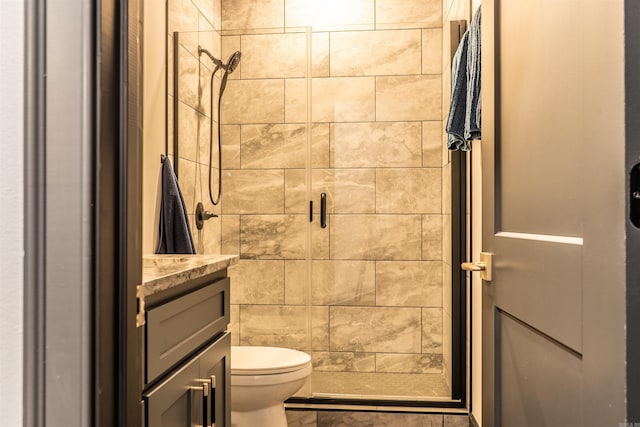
top-left (289, 150), bottom-right (468, 410)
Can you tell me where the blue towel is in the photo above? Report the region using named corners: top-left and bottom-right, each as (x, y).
top-left (465, 8), bottom-right (482, 141)
top-left (446, 8), bottom-right (481, 151)
top-left (446, 30), bottom-right (471, 151)
top-left (156, 156), bottom-right (196, 254)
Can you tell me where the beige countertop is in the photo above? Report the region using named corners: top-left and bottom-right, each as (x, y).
top-left (141, 254), bottom-right (239, 297)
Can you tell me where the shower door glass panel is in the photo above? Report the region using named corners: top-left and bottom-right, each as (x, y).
top-left (308, 22), bottom-right (452, 400)
top-left (213, 27), bottom-right (312, 375)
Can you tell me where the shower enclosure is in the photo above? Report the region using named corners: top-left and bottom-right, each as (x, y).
top-left (168, 0), bottom-right (463, 405)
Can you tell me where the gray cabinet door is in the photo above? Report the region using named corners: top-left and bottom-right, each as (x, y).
top-left (481, 0), bottom-right (626, 426)
top-left (144, 334), bottom-right (230, 427)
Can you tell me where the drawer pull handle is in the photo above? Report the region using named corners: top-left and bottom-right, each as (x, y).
top-left (210, 375), bottom-right (217, 427)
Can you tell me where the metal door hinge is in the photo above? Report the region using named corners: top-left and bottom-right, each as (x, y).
top-left (136, 285), bottom-right (146, 327)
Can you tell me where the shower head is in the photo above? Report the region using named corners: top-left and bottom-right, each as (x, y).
top-left (225, 51), bottom-right (241, 74)
top-left (219, 51), bottom-right (241, 97)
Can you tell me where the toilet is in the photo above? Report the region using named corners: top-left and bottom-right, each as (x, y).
top-left (230, 346), bottom-right (312, 427)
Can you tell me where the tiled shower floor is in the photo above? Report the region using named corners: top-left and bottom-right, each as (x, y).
top-left (294, 371), bottom-right (451, 400)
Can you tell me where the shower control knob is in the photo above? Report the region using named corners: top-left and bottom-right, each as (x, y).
top-left (196, 202), bottom-right (218, 230)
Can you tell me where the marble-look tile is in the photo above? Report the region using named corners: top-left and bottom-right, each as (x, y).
top-left (177, 159), bottom-right (197, 214)
top-left (222, 169), bottom-right (284, 214)
top-left (312, 306), bottom-right (329, 350)
top-left (312, 352), bottom-right (375, 372)
top-left (177, 45), bottom-right (199, 111)
top-left (422, 28), bottom-right (442, 75)
top-left (177, 103), bottom-right (199, 164)
top-left (375, 0), bottom-right (442, 29)
top-left (284, 260), bottom-right (307, 304)
top-left (239, 305), bottom-right (308, 350)
top-left (331, 122), bottom-right (422, 168)
top-left (192, 0), bottom-right (215, 32)
top-left (312, 32), bottom-right (330, 77)
top-left (442, 162), bottom-right (452, 214)
top-left (168, 0), bottom-right (199, 34)
top-left (376, 75), bottom-right (442, 121)
top-left (285, 0), bottom-right (374, 29)
top-left (287, 410), bottom-right (318, 427)
top-left (443, 214), bottom-right (452, 265)
top-left (221, 125), bottom-right (240, 169)
top-left (422, 214), bottom-right (443, 260)
top-left (442, 309), bottom-right (452, 385)
top-left (213, 0), bottom-right (222, 30)
top-left (167, 35), bottom-right (174, 98)
top-left (330, 306), bottom-right (422, 353)
top-left (196, 104), bottom-right (213, 163)
top-left (442, 61), bottom-right (452, 122)
top-left (422, 308), bottom-right (443, 353)
top-left (312, 222), bottom-right (330, 259)
top-left (376, 168), bottom-right (442, 214)
top-left (221, 0), bottom-right (284, 30)
top-left (230, 303), bottom-right (239, 345)
top-left (444, 414), bottom-right (469, 427)
top-left (284, 169), bottom-right (305, 214)
top-left (242, 33), bottom-right (306, 79)
top-left (240, 215), bottom-right (307, 259)
top-left (285, 78), bottom-right (306, 123)
top-left (312, 123), bottom-right (330, 167)
top-left (330, 215), bottom-right (422, 260)
top-left (312, 260), bottom-right (376, 305)
top-left (442, 261), bottom-right (452, 314)
top-left (221, 214), bottom-right (239, 254)
top-left (376, 353), bottom-right (443, 374)
top-left (317, 412), bottom-right (442, 427)
top-left (376, 261), bottom-right (442, 307)
top-left (285, 261), bottom-right (376, 306)
top-left (241, 124), bottom-right (306, 168)
top-left (221, 79), bottom-right (285, 124)
top-left (312, 169), bottom-right (375, 214)
top-left (423, 121), bottom-right (443, 167)
top-left (229, 260), bottom-right (285, 304)
top-left (330, 30), bottom-right (421, 76)
top-left (221, 35), bottom-right (241, 80)
top-left (312, 77), bottom-right (375, 122)
top-left (201, 214), bottom-right (221, 254)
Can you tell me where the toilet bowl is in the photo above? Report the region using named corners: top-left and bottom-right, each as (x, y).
top-left (230, 346), bottom-right (312, 427)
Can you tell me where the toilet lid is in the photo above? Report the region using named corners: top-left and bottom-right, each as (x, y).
top-left (231, 346), bottom-right (311, 375)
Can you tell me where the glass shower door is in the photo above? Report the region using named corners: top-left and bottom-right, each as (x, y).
top-left (307, 22), bottom-right (451, 400)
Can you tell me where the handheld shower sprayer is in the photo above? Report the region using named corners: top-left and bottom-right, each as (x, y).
top-left (196, 45), bottom-right (242, 207)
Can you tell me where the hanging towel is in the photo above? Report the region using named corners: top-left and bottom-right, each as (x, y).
top-left (156, 156), bottom-right (196, 254)
top-left (446, 7), bottom-right (482, 151)
top-left (446, 30), bottom-right (471, 151)
top-left (465, 8), bottom-right (482, 141)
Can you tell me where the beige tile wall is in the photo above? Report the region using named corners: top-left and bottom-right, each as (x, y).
top-left (165, 0), bottom-right (224, 254)
top-left (220, 0), bottom-right (449, 396)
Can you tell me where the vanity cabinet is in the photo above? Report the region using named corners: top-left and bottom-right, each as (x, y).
top-left (141, 269), bottom-right (231, 427)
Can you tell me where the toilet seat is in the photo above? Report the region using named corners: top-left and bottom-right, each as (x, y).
top-left (231, 346), bottom-right (311, 375)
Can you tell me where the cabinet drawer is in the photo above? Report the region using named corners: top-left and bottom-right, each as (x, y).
top-left (145, 278), bottom-right (230, 384)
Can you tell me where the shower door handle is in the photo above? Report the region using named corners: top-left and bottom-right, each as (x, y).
top-left (320, 193), bottom-right (327, 228)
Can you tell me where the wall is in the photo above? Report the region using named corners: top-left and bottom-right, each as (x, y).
top-left (221, 0), bottom-right (450, 397)
top-left (0, 0), bottom-right (24, 425)
top-left (142, 0), bottom-right (223, 254)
